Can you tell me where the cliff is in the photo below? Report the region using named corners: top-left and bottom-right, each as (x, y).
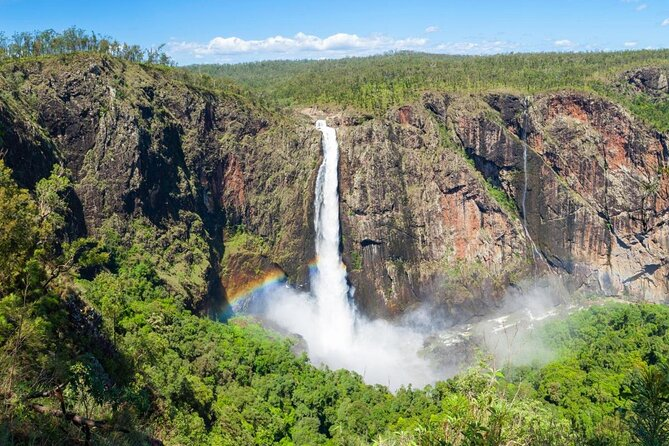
top-left (1, 54), bottom-right (666, 318)
top-left (0, 54), bottom-right (320, 314)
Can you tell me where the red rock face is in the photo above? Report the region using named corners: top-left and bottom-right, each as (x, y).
top-left (531, 94), bottom-right (669, 299)
top-left (336, 103), bottom-right (529, 318)
top-left (218, 154), bottom-right (247, 224)
top-left (451, 92), bottom-right (669, 301)
top-left (397, 106), bottom-right (413, 125)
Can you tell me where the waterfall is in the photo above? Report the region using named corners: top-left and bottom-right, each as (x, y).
top-left (519, 105), bottom-right (530, 230)
top-left (312, 120), bottom-right (355, 351)
top-left (246, 119), bottom-right (438, 390)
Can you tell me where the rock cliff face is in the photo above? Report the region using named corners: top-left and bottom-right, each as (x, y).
top-left (0, 55), bottom-right (320, 313)
top-left (332, 87), bottom-right (668, 316)
top-left (334, 106), bottom-right (529, 317)
top-left (1, 55), bottom-right (667, 319)
top-left (476, 92), bottom-right (669, 301)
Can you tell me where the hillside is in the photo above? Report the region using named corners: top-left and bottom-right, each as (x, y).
top-left (0, 53), bottom-right (322, 316)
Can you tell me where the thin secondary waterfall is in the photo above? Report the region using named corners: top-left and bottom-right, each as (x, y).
top-left (519, 104), bottom-right (542, 261)
top-left (312, 119), bottom-right (355, 351)
top-left (522, 142), bottom-right (529, 228)
top-left (519, 105), bottom-right (530, 231)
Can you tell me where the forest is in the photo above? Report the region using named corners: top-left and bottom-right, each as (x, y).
top-left (0, 27), bottom-right (173, 66)
top-left (191, 50), bottom-right (669, 131)
top-left (0, 161), bottom-right (667, 445)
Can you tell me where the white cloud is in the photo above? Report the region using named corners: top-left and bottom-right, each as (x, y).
top-left (554, 39), bottom-right (576, 48)
top-left (424, 26), bottom-right (439, 33)
top-left (662, 18), bottom-right (669, 26)
top-left (435, 40), bottom-right (519, 55)
top-left (168, 32), bottom-right (428, 58)
top-left (636, 3), bottom-right (647, 10)
top-left (624, 41), bottom-right (638, 47)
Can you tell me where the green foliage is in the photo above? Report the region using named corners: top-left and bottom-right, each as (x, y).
top-left (223, 225), bottom-right (269, 258)
top-left (592, 82), bottom-right (669, 133)
top-left (483, 181), bottom-right (518, 217)
top-left (0, 161), bottom-right (38, 294)
top-left (506, 303), bottom-right (669, 445)
top-left (0, 27), bottom-right (173, 65)
top-left (350, 251), bottom-right (363, 271)
top-left (191, 50), bottom-right (669, 114)
top-left (0, 159), bottom-right (667, 445)
top-left (628, 97), bottom-right (669, 133)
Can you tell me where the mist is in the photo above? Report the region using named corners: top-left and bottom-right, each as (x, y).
top-left (238, 276), bottom-right (575, 390)
top-left (246, 284), bottom-right (441, 389)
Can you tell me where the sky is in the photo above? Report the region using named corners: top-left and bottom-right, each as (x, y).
top-left (1, 0), bottom-right (668, 64)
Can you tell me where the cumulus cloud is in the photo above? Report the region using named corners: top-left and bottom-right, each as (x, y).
top-left (554, 39), bottom-right (576, 48)
top-left (424, 25), bottom-right (439, 33)
top-left (168, 32), bottom-right (428, 59)
top-left (434, 40), bottom-right (519, 55)
top-left (624, 41), bottom-right (638, 47)
top-left (662, 18), bottom-right (669, 26)
top-left (636, 3), bottom-right (647, 10)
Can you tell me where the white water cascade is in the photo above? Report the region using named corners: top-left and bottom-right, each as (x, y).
top-left (311, 120), bottom-right (355, 352)
top-left (254, 119), bottom-right (438, 389)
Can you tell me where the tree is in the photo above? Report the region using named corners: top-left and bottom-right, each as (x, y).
top-left (624, 364), bottom-right (669, 446)
top-left (0, 161), bottom-right (38, 295)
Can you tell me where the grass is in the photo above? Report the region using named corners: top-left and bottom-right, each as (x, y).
top-left (223, 225), bottom-right (269, 258)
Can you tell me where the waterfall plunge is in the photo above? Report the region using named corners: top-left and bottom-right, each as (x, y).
top-left (252, 120), bottom-right (439, 390)
top-left (311, 120), bottom-right (355, 353)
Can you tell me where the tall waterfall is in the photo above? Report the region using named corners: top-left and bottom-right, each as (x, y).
top-left (312, 120), bottom-right (355, 351)
top-left (249, 119), bottom-right (438, 390)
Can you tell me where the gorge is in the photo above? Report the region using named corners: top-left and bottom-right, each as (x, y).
top-left (2, 54), bottom-right (668, 324)
top-left (1, 46), bottom-right (669, 444)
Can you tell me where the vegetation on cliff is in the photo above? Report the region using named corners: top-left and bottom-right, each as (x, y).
top-left (0, 35), bottom-right (668, 444)
top-left (0, 159), bottom-right (668, 445)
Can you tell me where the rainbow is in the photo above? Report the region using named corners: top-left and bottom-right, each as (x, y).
top-left (226, 269), bottom-right (287, 305)
top-left (227, 257), bottom-right (350, 307)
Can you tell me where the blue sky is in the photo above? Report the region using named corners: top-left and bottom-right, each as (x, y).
top-left (1, 0), bottom-right (668, 64)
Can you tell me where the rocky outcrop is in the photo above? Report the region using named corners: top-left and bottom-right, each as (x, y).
top-left (625, 67), bottom-right (669, 97)
top-left (452, 92), bottom-right (669, 301)
top-left (334, 89), bottom-right (668, 316)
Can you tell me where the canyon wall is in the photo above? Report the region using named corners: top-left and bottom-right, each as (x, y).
top-left (1, 55), bottom-right (666, 318)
